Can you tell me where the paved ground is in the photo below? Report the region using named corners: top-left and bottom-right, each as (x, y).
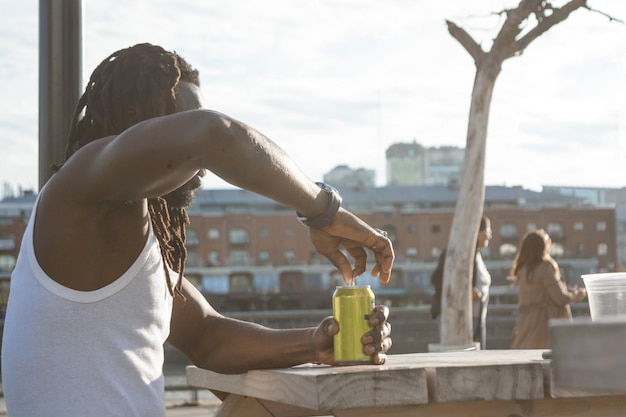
top-left (166, 400), bottom-right (220, 416)
top-left (0, 389), bottom-right (222, 416)
top-left (0, 399), bottom-right (221, 416)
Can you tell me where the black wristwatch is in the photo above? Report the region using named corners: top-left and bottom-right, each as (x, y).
top-left (297, 182), bottom-right (342, 228)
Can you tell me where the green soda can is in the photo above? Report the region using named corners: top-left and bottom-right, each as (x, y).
top-left (333, 285), bottom-right (376, 365)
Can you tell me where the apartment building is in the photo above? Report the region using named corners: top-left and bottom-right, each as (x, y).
top-left (0, 184), bottom-right (618, 311)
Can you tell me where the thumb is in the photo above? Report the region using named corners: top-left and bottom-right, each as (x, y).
top-left (323, 317), bottom-right (339, 336)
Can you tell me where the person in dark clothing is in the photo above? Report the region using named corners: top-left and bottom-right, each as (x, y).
top-left (430, 216), bottom-right (492, 349)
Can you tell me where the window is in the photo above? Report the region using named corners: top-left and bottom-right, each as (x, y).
top-left (283, 250), bottom-right (296, 264)
top-left (546, 222), bottom-right (564, 239)
top-left (576, 243), bottom-right (584, 255)
top-left (258, 251), bottom-right (270, 264)
top-left (309, 250), bottom-right (322, 264)
top-left (208, 229), bottom-right (219, 239)
top-left (258, 228), bottom-right (269, 238)
top-left (229, 228), bottom-right (249, 245)
top-left (499, 223), bottom-right (517, 239)
top-left (573, 222), bottom-right (584, 231)
top-left (431, 247), bottom-right (442, 258)
top-left (431, 225), bottom-right (441, 234)
top-left (499, 243), bottom-right (517, 258)
top-left (284, 228), bottom-right (295, 237)
top-left (406, 247), bottom-right (418, 258)
top-left (0, 254), bottom-right (16, 272)
top-left (186, 229), bottom-right (199, 247)
top-left (550, 242), bottom-right (564, 257)
top-left (280, 271), bottom-right (304, 292)
top-left (526, 222), bottom-right (537, 232)
top-left (208, 251), bottom-right (219, 266)
top-left (229, 273), bottom-right (253, 293)
top-left (597, 221), bottom-right (607, 232)
top-left (0, 234), bottom-right (16, 251)
top-left (597, 243), bottom-right (608, 256)
top-left (185, 251), bottom-right (199, 267)
top-left (228, 250), bottom-right (250, 266)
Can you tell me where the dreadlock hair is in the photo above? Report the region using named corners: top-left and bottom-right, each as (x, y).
top-left (54, 43), bottom-right (200, 297)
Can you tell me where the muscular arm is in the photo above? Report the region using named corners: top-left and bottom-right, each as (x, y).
top-left (57, 109), bottom-right (327, 217)
top-left (168, 278), bottom-right (391, 373)
top-left (54, 108), bottom-right (392, 283)
top-left (168, 278), bottom-right (323, 374)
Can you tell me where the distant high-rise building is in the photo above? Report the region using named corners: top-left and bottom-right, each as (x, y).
top-left (323, 165), bottom-right (375, 189)
top-left (386, 141), bottom-right (464, 186)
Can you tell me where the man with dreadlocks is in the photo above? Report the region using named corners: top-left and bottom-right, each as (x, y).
top-left (1, 43), bottom-right (394, 416)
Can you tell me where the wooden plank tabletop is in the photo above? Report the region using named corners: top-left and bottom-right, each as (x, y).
top-left (187, 360), bottom-right (427, 410)
top-left (186, 350), bottom-right (548, 411)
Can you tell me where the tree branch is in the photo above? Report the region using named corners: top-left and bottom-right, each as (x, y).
top-left (491, 0), bottom-right (540, 60)
top-left (446, 20), bottom-right (486, 66)
top-left (447, 0), bottom-right (623, 63)
top-left (511, 0), bottom-right (588, 57)
top-left (587, 4), bottom-right (625, 24)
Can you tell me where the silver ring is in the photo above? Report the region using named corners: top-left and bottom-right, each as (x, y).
top-left (375, 228), bottom-right (388, 237)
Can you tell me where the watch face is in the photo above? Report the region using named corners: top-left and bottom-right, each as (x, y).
top-left (316, 182), bottom-right (333, 192)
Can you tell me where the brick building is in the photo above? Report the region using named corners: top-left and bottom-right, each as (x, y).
top-left (0, 184), bottom-right (618, 311)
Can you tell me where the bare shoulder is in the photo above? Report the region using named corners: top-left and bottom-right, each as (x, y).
top-left (44, 135), bottom-right (119, 203)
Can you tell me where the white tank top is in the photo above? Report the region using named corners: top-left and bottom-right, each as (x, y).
top-left (1, 194), bottom-right (174, 417)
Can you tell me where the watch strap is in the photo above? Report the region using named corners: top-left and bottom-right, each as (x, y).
top-left (297, 182), bottom-right (342, 228)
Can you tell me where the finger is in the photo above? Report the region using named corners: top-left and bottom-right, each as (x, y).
top-left (369, 234), bottom-right (394, 284)
top-left (362, 321), bottom-right (391, 350)
top-left (325, 318), bottom-right (339, 336)
top-left (363, 321), bottom-right (391, 345)
top-left (371, 353), bottom-right (387, 365)
top-left (381, 336), bottom-right (392, 353)
top-left (368, 305), bottom-right (390, 326)
top-left (376, 246), bottom-right (394, 283)
top-left (322, 249), bottom-right (354, 284)
top-left (345, 246), bottom-right (367, 278)
top-left (380, 321), bottom-right (392, 339)
top-left (364, 330), bottom-right (393, 354)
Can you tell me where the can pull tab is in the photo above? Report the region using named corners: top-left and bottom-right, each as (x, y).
top-left (349, 273), bottom-right (364, 287)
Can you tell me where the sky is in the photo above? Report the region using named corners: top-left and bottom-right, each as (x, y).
top-left (1, 0), bottom-right (625, 197)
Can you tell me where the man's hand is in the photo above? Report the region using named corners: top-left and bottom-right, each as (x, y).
top-left (362, 305), bottom-right (392, 365)
top-left (309, 209), bottom-right (395, 285)
top-left (312, 305), bottom-right (392, 365)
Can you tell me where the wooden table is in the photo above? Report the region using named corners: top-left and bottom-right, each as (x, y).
top-left (186, 350), bottom-right (626, 417)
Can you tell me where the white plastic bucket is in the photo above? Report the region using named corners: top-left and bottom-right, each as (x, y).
top-left (582, 272), bottom-right (626, 320)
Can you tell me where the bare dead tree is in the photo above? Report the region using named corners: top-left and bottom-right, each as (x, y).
top-left (439, 0), bottom-right (622, 348)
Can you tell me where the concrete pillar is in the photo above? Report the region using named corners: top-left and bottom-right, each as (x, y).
top-left (39, 0), bottom-right (82, 189)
